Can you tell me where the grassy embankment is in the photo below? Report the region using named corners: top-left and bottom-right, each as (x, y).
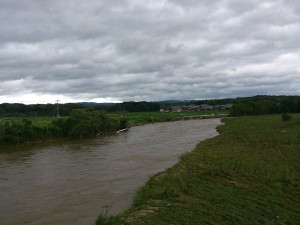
top-left (96, 114), bottom-right (300, 225)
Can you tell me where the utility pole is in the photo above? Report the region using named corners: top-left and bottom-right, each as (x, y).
top-left (119, 103), bottom-right (122, 117)
top-left (56, 99), bottom-right (60, 118)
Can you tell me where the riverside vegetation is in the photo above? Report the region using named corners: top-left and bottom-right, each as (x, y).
top-left (96, 114), bottom-right (300, 225)
top-left (0, 109), bottom-right (127, 144)
top-left (0, 110), bottom-right (226, 145)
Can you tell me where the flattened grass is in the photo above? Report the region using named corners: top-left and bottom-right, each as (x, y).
top-left (98, 114), bottom-right (300, 225)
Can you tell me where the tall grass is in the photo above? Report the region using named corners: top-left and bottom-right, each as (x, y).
top-left (96, 114), bottom-right (300, 225)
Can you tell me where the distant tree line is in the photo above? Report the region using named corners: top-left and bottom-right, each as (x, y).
top-left (109, 101), bottom-right (160, 112)
top-left (229, 95), bottom-right (300, 116)
top-left (0, 103), bottom-right (84, 117)
top-left (0, 109), bottom-right (127, 144)
top-left (0, 101), bottom-right (160, 117)
top-left (194, 98), bottom-right (234, 106)
top-left (1, 96), bottom-right (300, 120)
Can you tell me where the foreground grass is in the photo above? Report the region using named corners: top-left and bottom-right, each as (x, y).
top-left (97, 114), bottom-right (300, 225)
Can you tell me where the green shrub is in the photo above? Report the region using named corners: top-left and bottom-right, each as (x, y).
top-left (119, 118), bottom-right (129, 129)
top-left (282, 114), bottom-right (292, 121)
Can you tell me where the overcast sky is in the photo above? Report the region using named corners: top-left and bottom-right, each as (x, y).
top-left (0, 0), bottom-right (300, 103)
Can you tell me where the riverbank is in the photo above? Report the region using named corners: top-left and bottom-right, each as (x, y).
top-left (0, 111), bottom-right (226, 147)
top-left (0, 110), bottom-right (122, 146)
top-left (97, 114), bottom-right (300, 224)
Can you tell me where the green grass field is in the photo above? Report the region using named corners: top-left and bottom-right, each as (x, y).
top-left (0, 116), bottom-right (65, 127)
top-left (109, 110), bottom-right (228, 126)
top-left (96, 114), bottom-right (300, 225)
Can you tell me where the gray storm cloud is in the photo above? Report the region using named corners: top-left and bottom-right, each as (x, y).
top-left (0, 0), bottom-right (300, 103)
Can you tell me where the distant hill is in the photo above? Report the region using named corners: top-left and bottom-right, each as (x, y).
top-left (77, 102), bottom-right (118, 107)
top-left (77, 102), bottom-right (116, 107)
top-left (157, 100), bottom-right (195, 104)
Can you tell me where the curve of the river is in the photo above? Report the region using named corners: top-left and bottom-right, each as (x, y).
top-left (0, 119), bottom-right (220, 225)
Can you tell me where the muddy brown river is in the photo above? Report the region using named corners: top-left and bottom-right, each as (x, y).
top-left (0, 119), bottom-right (220, 225)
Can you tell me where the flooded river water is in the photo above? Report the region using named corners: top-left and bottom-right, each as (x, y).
top-left (0, 119), bottom-right (220, 225)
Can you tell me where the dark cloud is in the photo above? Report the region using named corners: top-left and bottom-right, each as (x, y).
top-left (0, 0), bottom-right (299, 103)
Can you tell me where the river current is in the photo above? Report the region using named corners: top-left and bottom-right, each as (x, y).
top-left (0, 119), bottom-right (220, 225)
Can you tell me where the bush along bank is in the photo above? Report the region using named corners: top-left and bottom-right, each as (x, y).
top-left (96, 114), bottom-right (300, 225)
top-left (0, 109), bottom-right (127, 145)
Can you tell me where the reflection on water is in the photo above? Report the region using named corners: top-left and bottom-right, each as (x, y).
top-left (0, 119), bottom-right (220, 225)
